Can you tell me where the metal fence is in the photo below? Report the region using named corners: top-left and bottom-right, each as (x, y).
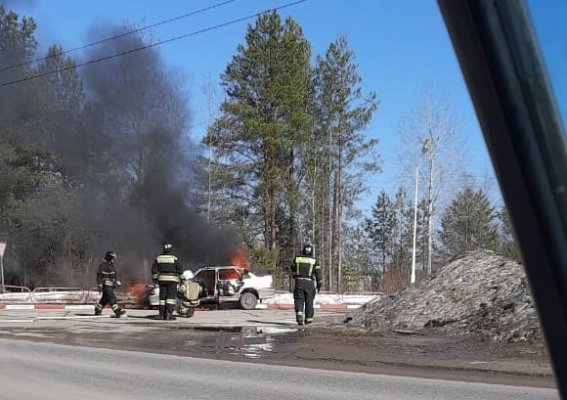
top-left (0, 286), bottom-right (100, 304)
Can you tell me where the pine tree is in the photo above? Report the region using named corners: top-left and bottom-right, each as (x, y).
top-left (313, 34), bottom-right (378, 291)
top-left (391, 186), bottom-right (413, 271)
top-left (365, 190), bottom-right (395, 273)
top-left (440, 186), bottom-right (500, 255)
top-left (205, 12), bottom-right (311, 274)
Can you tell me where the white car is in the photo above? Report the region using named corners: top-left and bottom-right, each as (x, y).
top-left (148, 266), bottom-right (275, 310)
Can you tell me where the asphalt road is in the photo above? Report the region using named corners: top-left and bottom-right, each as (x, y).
top-left (0, 339), bottom-right (558, 400)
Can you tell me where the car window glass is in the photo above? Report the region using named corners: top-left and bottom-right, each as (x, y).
top-left (526, 0), bottom-right (567, 130)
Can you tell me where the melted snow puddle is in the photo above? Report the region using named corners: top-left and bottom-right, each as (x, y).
top-left (189, 325), bottom-right (297, 359)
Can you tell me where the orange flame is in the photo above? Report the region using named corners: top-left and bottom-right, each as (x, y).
top-left (230, 244), bottom-right (250, 270)
top-left (126, 283), bottom-right (148, 308)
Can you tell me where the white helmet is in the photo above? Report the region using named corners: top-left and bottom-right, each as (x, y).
top-left (182, 270), bottom-right (194, 280)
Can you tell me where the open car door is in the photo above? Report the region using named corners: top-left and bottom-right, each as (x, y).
top-left (193, 268), bottom-right (218, 304)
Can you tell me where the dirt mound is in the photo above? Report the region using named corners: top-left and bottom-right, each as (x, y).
top-left (344, 251), bottom-right (542, 343)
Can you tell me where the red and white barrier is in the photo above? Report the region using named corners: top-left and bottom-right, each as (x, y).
top-left (0, 304), bottom-right (94, 310)
top-left (256, 303), bottom-right (359, 311)
top-left (256, 292), bottom-right (383, 311)
top-left (0, 287), bottom-right (382, 312)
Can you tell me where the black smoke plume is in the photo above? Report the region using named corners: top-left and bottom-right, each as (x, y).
top-left (75, 24), bottom-right (240, 280)
top-left (0, 15), bottom-right (239, 286)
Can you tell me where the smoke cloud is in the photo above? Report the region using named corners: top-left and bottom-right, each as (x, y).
top-left (0, 19), bottom-right (239, 286)
top-left (74, 24), bottom-right (240, 280)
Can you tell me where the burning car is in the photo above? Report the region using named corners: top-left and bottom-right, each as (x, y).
top-left (147, 266), bottom-right (275, 310)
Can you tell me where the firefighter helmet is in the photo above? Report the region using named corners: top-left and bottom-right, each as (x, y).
top-left (163, 243), bottom-right (173, 253)
top-left (182, 270), bottom-right (194, 281)
top-left (302, 244), bottom-right (313, 256)
top-left (104, 250), bottom-right (117, 262)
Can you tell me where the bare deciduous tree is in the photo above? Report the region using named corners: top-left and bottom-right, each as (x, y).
top-left (397, 86), bottom-right (468, 275)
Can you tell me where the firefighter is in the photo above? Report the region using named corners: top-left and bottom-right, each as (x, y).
top-left (291, 243), bottom-right (323, 326)
top-left (176, 270), bottom-right (202, 318)
top-left (94, 250), bottom-right (126, 317)
top-left (151, 243), bottom-right (182, 320)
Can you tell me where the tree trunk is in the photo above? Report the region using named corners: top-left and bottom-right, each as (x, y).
top-left (328, 200), bottom-right (333, 292)
top-left (426, 146), bottom-right (434, 275)
top-left (287, 148), bottom-right (298, 271)
top-left (263, 185), bottom-right (271, 249)
top-left (337, 132), bottom-right (343, 293)
top-left (319, 195), bottom-right (326, 289)
top-left (270, 186), bottom-right (277, 251)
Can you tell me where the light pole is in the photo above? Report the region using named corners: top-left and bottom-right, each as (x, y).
top-left (410, 163), bottom-right (420, 284)
top-left (411, 139), bottom-right (432, 285)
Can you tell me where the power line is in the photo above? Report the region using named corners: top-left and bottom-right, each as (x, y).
top-left (0, 0), bottom-right (308, 89)
top-left (0, 0), bottom-right (239, 74)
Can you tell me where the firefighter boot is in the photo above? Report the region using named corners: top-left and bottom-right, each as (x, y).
top-left (158, 305), bottom-right (165, 320)
top-left (164, 308), bottom-right (176, 321)
top-left (112, 304), bottom-right (125, 318)
top-left (94, 303), bottom-right (103, 316)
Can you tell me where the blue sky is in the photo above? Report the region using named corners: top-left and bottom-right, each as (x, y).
top-left (5, 0), bottom-right (503, 214)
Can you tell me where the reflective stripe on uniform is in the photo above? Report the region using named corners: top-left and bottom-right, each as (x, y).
top-left (295, 256), bottom-right (316, 276)
top-left (111, 304), bottom-right (120, 310)
top-left (95, 303), bottom-right (103, 310)
top-left (295, 257), bottom-right (316, 265)
top-left (158, 274), bottom-right (180, 282)
top-left (159, 300), bottom-right (166, 305)
top-left (165, 299), bottom-right (177, 305)
top-left (296, 311), bottom-right (304, 315)
top-left (156, 255), bottom-right (177, 263)
top-left (305, 318), bottom-right (313, 322)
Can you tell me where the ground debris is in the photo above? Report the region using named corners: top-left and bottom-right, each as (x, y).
top-left (343, 250), bottom-right (543, 344)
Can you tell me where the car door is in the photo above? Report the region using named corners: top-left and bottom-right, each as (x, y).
top-left (217, 267), bottom-right (243, 300)
top-left (193, 268), bottom-right (218, 304)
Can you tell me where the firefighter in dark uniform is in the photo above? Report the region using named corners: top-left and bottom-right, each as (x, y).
top-left (291, 243), bottom-right (323, 326)
top-left (151, 243), bottom-right (182, 320)
top-left (94, 251), bottom-right (126, 317)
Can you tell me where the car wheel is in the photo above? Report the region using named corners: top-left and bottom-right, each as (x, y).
top-left (239, 292), bottom-right (258, 310)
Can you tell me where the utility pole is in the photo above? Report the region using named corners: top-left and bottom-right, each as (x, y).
top-left (410, 164), bottom-right (419, 285)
